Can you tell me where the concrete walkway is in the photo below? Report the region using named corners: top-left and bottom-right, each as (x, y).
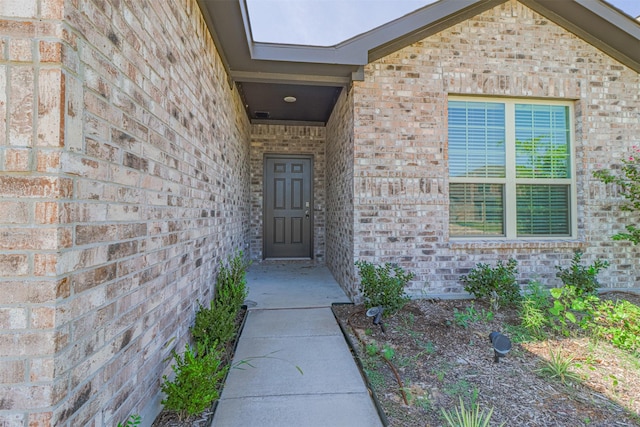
top-left (211, 262), bottom-right (383, 427)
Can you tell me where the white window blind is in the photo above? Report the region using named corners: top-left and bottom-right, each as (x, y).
top-left (448, 98), bottom-right (575, 238)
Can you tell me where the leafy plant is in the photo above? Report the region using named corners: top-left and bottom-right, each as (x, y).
top-left (381, 344), bottom-right (395, 361)
top-left (461, 258), bottom-right (521, 307)
top-left (453, 304), bottom-right (494, 328)
top-left (191, 300), bottom-right (237, 354)
top-left (161, 340), bottom-right (229, 420)
top-left (591, 299), bottom-right (640, 353)
top-left (441, 398), bottom-right (503, 427)
top-left (518, 281), bottom-right (551, 339)
top-left (555, 251), bottom-right (609, 296)
top-left (366, 342), bottom-right (379, 357)
top-left (536, 348), bottom-right (580, 385)
top-left (117, 414), bottom-right (141, 427)
top-left (161, 251), bottom-right (250, 419)
top-left (593, 146), bottom-right (640, 245)
top-left (522, 280), bottom-right (551, 308)
top-left (191, 252), bottom-right (249, 351)
top-left (545, 286), bottom-right (599, 337)
top-left (355, 260), bottom-right (414, 314)
top-left (214, 252), bottom-right (250, 309)
top-left (519, 298), bottom-right (548, 339)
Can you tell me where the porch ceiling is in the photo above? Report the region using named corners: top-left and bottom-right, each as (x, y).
top-left (196, 0), bottom-right (640, 126)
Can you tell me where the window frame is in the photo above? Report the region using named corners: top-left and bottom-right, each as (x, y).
top-left (447, 96), bottom-right (578, 240)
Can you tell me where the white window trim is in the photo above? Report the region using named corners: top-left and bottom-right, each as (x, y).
top-left (448, 96), bottom-right (578, 240)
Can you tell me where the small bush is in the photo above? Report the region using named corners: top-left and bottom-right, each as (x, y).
top-left (555, 251), bottom-right (609, 296)
top-left (591, 299), bottom-right (640, 353)
top-left (355, 260), bottom-right (414, 315)
top-left (164, 251), bottom-right (249, 419)
top-left (161, 341), bottom-right (229, 420)
top-left (519, 281), bottom-right (551, 339)
top-left (461, 258), bottom-right (521, 307)
top-left (214, 252), bottom-right (250, 309)
top-left (191, 300), bottom-right (238, 354)
top-left (191, 252), bottom-right (249, 351)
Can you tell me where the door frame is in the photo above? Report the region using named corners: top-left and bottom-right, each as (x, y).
top-left (262, 153), bottom-right (314, 259)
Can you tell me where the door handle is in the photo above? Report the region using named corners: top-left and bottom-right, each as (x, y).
top-left (305, 210), bottom-right (309, 218)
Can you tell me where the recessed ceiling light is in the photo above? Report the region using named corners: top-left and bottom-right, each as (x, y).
top-left (283, 96), bottom-right (297, 103)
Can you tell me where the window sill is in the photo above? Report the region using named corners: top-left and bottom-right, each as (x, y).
top-left (448, 238), bottom-right (585, 251)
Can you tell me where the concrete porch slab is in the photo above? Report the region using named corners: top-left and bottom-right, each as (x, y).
top-left (244, 262), bottom-right (351, 309)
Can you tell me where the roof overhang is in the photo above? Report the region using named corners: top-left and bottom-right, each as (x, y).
top-left (521, 0), bottom-right (640, 72)
top-left (196, 0), bottom-right (640, 125)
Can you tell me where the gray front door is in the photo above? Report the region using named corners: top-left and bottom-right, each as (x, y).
top-left (264, 155), bottom-right (313, 258)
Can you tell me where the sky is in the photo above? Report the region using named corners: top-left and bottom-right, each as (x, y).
top-left (246, 0), bottom-right (640, 47)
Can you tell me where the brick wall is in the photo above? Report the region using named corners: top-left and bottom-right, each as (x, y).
top-left (350, 0), bottom-right (639, 297)
top-left (0, 0), bottom-right (251, 425)
top-left (326, 88), bottom-right (358, 298)
top-left (1, 0), bottom-right (639, 424)
top-left (250, 124), bottom-right (326, 261)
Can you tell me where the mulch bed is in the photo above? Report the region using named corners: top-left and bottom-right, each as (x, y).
top-left (333, 292), bottom-right (640, 427)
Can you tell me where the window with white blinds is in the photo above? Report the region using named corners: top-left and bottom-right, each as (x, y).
top-left (448, 98), bottom-right (575, 238)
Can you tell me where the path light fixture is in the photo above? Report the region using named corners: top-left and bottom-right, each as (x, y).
top-left (366, 306), bottom-right (385, 332)
top-left (489, 331), bottom-right (511, 363)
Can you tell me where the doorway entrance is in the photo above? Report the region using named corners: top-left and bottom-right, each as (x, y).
top-left (263, 155), bottom-right (313, 258)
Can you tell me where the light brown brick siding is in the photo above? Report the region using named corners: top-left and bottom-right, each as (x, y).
top-left (326, 88), bottom-right (359, 298)
top-left (349, 0), bottom-right (639, 297)
top-left (0, 0), bottom-right (250, 425)
top-left (1, 0), bottom-right (639, 424)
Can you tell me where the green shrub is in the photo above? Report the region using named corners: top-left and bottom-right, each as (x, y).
top-left (519, 298), bottom-right (548, 339)
top-left (214, 252), bottom-right (250, 309)
top-left (164, 251), bottom-right (249, 419)
top-left (161, 340), bottom-right (229, 420)
top-left (555, 251), bottom-right (609, 296)
top-left (191, 252), bottom-right (249, 350)
top-left (518, 281), bottom-right (551, 339)
top-left (355, 260), bottom-right (414, 315)
top-left (461, 258), bottom-right (521, 307)
top-left (592, 299), bottom-right (640, 353)
top-left (191, 300), bottom-right (238, 353)
top-left (545, 285), bottom-right (603, 338)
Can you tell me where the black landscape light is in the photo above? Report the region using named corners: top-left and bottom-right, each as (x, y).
top-left (489, 331), bottom-right (511, 363)
top-left (366, 306), bottom-right (385, 332)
